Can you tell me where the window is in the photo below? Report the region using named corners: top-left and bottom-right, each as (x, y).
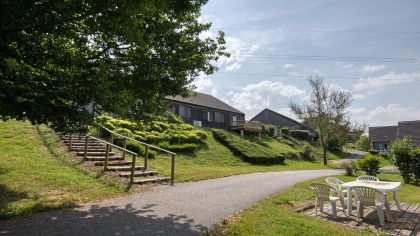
top-left (179, 105), bottom-right (191, 118)
top-left (215, 112), bottom-right (224, 123)
top-left (232, 116), bottom-right (237, 122)
top-left (207, 111), bottom-right (212, 121)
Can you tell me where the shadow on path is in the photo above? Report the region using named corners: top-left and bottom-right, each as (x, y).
top-left (0, 203), bottom-right (205, 236)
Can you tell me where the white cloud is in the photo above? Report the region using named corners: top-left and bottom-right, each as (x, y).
top-left (341, 64), bottom-right (355, 69)
top-left (350, 104), bottom-right (420, 126)
top-left (283, 63), bottom-right (299, 69)
top-left (200, 31), bottom-right (259, 72)
top-left (228, 81), bottom-right (306, 113)
top-left (361, 64), bottom-right (386, 73)
top-left (353, 71), bottom-right (420, 99)
top-left (192, 75), bottom-right (219, 96)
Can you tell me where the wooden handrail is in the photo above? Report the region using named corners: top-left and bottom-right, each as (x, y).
top-left (97, 124), bottom-right (176, 155)
top-left (87, 135), bottom-right (138, 156)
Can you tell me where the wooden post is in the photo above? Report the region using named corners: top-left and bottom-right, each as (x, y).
top-left (144, 145), bottom-right (149, 170)
top-left (83, 136), bottom-right (88, 161)
top-left (68, 133), bottom-right (73, 151)
top-left (130, 154), bottom-right (136, 185)
top-left (104, 144), bottom-right (110, 171)
top-left (122, 138), bottom-right (127, 159)
top-left (171, 154), bottom-right (175, 186)
top-left (109, 133), bottom-right (113, 151)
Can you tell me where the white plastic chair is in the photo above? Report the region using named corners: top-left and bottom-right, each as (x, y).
top-left (352, 186), bottom-right (392, 226)
top-left (309, 183), bottom-right (346, 218)
top-left (357, 176), bottom-right (379, 181)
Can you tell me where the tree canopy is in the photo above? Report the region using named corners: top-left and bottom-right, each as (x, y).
top-left (0, 0), bottom-right (227, 132)
top-left (289, 76), bottom-right (352, 165)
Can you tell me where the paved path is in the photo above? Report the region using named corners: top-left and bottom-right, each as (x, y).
top-left (0, 169), bottom-right (341, 236)
top-left (331, 148), bottom-right (366, 167)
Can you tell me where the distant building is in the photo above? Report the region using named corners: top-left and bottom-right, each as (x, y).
top-left (369, 120), bottom-right (420, 152)
top-left (165, 92), bottom-right (245, 129)
top-left (250, 108), bottom-right (316, 134)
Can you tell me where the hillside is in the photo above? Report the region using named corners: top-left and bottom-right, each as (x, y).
top-left (0, 120), bottom-right (127, 219)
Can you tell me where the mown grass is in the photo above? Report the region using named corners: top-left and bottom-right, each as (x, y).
top-left (148, 131), bottom-right (332, 182)
top-left (217, 172), bottom-right (418, 236)
top-left (0, 120), bottom-right (127, 219)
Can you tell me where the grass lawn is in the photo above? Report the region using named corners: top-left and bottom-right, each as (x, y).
top-left (0, 120), bottom-right (127, 219)
top-left (148, 133), bottom-right (333, 182)
top-left (217, 173), bottom-right (418, 236)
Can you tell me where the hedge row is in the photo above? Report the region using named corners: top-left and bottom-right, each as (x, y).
top-left (212, 129), bottom-right (285, 164)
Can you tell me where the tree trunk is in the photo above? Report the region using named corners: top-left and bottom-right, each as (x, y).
top-left (323, 145), bottom-right (327, 165)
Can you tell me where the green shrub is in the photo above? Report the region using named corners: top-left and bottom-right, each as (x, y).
top-left (342, 161), bottom-right (358, 176)
top-left (356, 135), bottom-right (370, 151)
top-left (283, 152), bottom-right (299, 160)
top-left (357, 155), bottom-right (380, 176)
top-left (262, 124), bottom-right (276, 137)
top-left (290, 130), bottom-right (310, 140)
top-left (412, 148), bottom-right (420, 180)
top-left (212, 129), bottom-right (285, 164)
top-left (113, 138), bottom-right (156, 158)
top-left (159, 141), bottom-right (198, 153)
top-left (299, 144), bottom-right (314, 161)
top-left (369, 150), bottom-right (379, 155)
top-left (391, 138), bottom-right (415, 183)
top-left (280, 127), bottom-right (290, 136)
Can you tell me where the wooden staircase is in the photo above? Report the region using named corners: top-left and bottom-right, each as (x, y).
top-left (61, 134), bottom-right (172, 185)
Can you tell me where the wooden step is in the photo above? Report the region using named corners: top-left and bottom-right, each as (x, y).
top-left (68, 143), bottom-right (105, 147)
top-left (71, 147), bottom-right (106, 151)
top-left (132, 177), bottom-right (171, 185)
top-left (85, 156), bottom-right (124, 161)
top-left (95, 161), bottom-right (132, 166)
top-left (106, 166), bottom-right (144, 171)
top-left (77, 151), bottom-right (116, 156)
top-left (119, 170), bottom-right (158, 177)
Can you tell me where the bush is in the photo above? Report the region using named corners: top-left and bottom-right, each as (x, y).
top-left (114, 138), bottom-right (156, 158)
top-left (159, 141), bottom-right (198, 153)
top-left (357, 155), bottom-right (380, 176)
top-left (356, 135), bottom-right (370, 151)
top-left (369, 150), bottom-right (379, 155)
top-left (283, 152), bottom-right (299, 160)
top-left (299, 144), bottom-right (314, 161)
top-left (212, 129), bottom-right (285, 164)
top-left (262, 124), bottom-right (276, 137)
top-left (342, 161), bottom-right (358, 176)
top-left (280, 127), bottom-right (290, 136)
top-left (412, 148), bottom-right (420, 180)
top-left (290, 130), bottom-right (310, 140)
top-left (391, 138), bottom-right (415, 183)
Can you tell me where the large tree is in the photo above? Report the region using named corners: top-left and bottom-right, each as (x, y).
top-left (0, 0), bottom-right (227, 132)
top-left (289, 76), bottom-right (352, 165)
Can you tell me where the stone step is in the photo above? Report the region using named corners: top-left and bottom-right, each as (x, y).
top-left (119, 170), bottom-right (158, 177)
top-left (95, 161), bottom-right (133, 166)
top-left (132, 177), bottom-right (171, 185)
top-left (106, 166), bottom-right (144, 171)
top-left (77, 151), bottom-right (116, 156)
top-left (85, 156), bottom-right (124, 161)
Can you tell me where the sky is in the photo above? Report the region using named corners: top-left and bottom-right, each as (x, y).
top-left (193, 0), bottom-right (420, 126)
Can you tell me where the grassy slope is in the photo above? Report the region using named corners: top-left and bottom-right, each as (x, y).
top-left (149, 131), bottom-right (331, 182)
top-left (0, 120), bottom-right (127, 219)
top-left (220, 173), bottom-right (418, 236)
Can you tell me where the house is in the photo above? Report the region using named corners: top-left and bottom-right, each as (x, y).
top-left (250, 108), bottom-right (316, 134)
top-left (165, 92), bottom-right (245, 129)
top-left (369, 120), bottom-right (420, 151)
top-left (369, 126), bottom-right (397, 152)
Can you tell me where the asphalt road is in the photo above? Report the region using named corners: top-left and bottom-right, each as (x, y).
top-left (0, 169), bottom-right (341, 236)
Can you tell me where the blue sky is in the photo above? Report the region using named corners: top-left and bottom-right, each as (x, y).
top-left (194, 0), bottom-right (420, 126)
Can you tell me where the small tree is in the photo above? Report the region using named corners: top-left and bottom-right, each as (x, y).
top-left (356, 135), bottom-right (370, 151)
top-left (289, 76), bottom-right (352, 165)
top-left (280, 127), bottom-right (290, 136)
top-left (357, 155), bottom-right (380, 176)
top-left (391, 138), bottom-right (414, 183)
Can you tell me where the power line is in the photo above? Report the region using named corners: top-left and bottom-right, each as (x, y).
top-left (217, 72), bottom-right (420, 81)
top-left (217, 28), bottom-right (420, 35)
top-left (228, 54), bottom-right (419, 63)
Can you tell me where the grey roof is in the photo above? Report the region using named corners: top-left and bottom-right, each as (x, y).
top-left (165, 92), bottom-right (244, 114)
top-left (251, 108), bottom-right (316, 133)
top-left (397, 120), bottom-right (420, 146)
top-left (369, 126), bottom-right (398, 143)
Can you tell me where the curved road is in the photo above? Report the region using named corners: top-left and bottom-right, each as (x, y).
top-left (0, 169), bottom-right (341, 236)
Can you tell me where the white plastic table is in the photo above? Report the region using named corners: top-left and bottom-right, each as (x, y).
top-left (341, 180), bottom-right (402, 215)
